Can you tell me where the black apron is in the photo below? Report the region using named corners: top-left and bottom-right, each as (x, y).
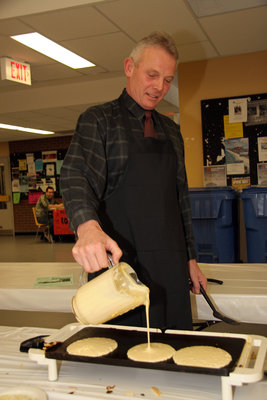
top-left (99, 100), bottom-right (192, 331)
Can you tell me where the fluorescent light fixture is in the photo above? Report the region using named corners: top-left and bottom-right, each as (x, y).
top-left (0, 123), bottom-right (55, 135)
top-left (11, 32), bottom-right (95, 69)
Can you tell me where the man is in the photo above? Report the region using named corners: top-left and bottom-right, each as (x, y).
top-left (60, 31), bottom-right (207, 330)
top-left (35, 186), bottom-right (63, 240)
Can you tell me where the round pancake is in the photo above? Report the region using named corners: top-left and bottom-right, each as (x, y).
top-left (67, 337), bottom-right (118, 357)
top-left (127, 342), bottom-right (175, 363)
top-left (173, 345), bottom-right (232, 368)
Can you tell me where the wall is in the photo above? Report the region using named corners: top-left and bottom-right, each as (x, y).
top-left (8, 135), bottom-right (72, 233)
top-left (0, 142), bottom-right (9, 156)
top-left (178, 50), bottom-right (267, 187)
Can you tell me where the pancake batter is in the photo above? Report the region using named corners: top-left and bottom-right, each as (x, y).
top-left (67, 337), bottom-right (118, 357)
top-left (127, 342), bottom-right (175, 362)
top-left (173, 345), bottom-right (232, 368)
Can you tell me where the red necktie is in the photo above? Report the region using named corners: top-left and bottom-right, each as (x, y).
top-left (144, 111), bottom-right (157, 138)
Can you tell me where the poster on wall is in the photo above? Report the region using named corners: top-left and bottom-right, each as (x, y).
top-left (26, 153), bottom-right (34, 164)
top-left (224, 138), bottom-right (249, 175)
top-left (26, 153), bottom-right (36, 174)
top-left (223, 115), bottom-right (243, 139)
top-left (258, 137), bottom-right (267, 162)
top-left (203, 165), bottom-right (226, 187)
top-left (12, 179), bottom-right (19, 192)
top-left (19, 176), bottom-right (29, 192)
top-left (18, 159), bottom-right (27, 171)
top-left (28, 175), bottom-right (37, 190)
top-left (257, 163), bottom-right (267, 185)
top-left (36, 177), bottom-right (56, 192)
top-left (228, 98), bottom-right (248, 123)
top-left (27, 162), bottom-right (35, 175)
top-left (11, 167), bottom-right (19, 179)
top-left (231, 177), bottom-right (250, 192)
top-left (42, 150), bottom-right (57, 163)
top-left (35, 159), bottom-right (43, 171)
top-left (245, 99), bottom-right (267, 126)
top-left (46, 163), bottom-right (55, 176)
top-left (56, 160), bottom-right (63, 175)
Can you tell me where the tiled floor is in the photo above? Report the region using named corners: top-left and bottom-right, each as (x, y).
top-left (0, 234), bottom-right (75, 262)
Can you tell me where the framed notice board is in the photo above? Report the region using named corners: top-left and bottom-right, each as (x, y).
top-left (201, 93), bottom-right (267, 188)
top-left (9, 149), bottom-right (67, 199)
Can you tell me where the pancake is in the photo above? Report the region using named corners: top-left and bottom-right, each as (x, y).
top-left (173, 345), bottom-right (232, 368)
top-left (67, 337), bottom-right (118, 357)
top-left (127, 342), bottom-right (175, 363)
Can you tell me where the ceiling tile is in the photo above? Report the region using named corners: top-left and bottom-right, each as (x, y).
top-left (76, 65), bottom-right (107, 75)
top-left (36, 106), bottom-right (80, 122)
top-left (0, 35), bottom-right (55, 65)
top-left (62, 32), bottom-right (135, 71)
top-left (31, 63), bottom-right (83, 81)
top-left (0, 130), bottom-right (41, 142)
top-left (187, 0), bottom-right (267, 17)
top-left (200, 6), bottom-right (267, 56)
top-left (0, 18), bottom-right (34, 36)
top-left (177, 40), bottom-right (218, 62)
top-left (20, 5), bottom-right (119, 42)
top-left (96, 0), bottom-right (207, 44)
top-left (67, 103), bottom-right (98, 113)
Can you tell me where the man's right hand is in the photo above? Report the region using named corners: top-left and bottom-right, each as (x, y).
top-left (72, 220), bottom-right (122, 273)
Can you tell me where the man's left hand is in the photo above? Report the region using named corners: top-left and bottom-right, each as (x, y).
top-left (188, 259), bottom-right (207, 294)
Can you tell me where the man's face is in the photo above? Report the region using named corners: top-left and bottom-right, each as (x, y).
top-left (124, 46), bottom-right (177, 110)
top-left (46, 189), bottom-right (54, 199)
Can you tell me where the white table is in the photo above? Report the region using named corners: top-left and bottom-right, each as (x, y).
top-left (0, 262), bottom-right (81, 312)
top-left (0, 325), bottom-right (266, 400)
top-left (191, 263), bottom-right (267, 324)
top-left (0, 262), bottom-right (267, 324)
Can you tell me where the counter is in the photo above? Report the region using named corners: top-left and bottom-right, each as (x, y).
top-left (0, 325), bottom-right (266, 400)
top-left (0, 262), bottom-right (267, 324)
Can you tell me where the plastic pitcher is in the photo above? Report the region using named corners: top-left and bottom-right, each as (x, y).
top-left (71, 261), bottom-right (149, 325)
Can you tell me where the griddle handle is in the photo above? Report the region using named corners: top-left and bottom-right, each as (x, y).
top-left (20, 335), bottom-right (49, 353)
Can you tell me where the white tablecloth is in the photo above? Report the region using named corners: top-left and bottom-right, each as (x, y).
top-left (1, 262), bottom-right (267, 324)
top-left (191, 263), bottom-right (267, 324)
top-left (0, 262), bottom-right (81, 312)
top-left (0, 325), bottom-right (266, 400)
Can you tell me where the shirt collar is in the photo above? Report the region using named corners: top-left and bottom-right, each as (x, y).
top-left (120, 89), bottom-right (156, 121)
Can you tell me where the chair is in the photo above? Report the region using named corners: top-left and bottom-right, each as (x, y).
top-left (32, 207), bottom-right (52, 243)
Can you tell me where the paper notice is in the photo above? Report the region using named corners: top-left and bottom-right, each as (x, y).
top-left (258, 137), bottom-right (267, 162)
top-left (229, 98), bottom-right (248, 123)
top-left (34, 275), bottom-right (73, 287)
top-left (224, 115), bottom-right (243, 139)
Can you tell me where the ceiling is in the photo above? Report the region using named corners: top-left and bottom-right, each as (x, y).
top-left (0, 0), bottom-right (266, 142)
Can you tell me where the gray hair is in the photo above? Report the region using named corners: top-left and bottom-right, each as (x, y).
top-left (129, 31), bottom-right (178, 66)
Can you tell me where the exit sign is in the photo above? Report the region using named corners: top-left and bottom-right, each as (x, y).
top-left (0, 57), bottom-right (31, 85)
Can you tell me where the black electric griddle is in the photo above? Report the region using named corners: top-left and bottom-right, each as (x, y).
top-left (44, 326), bottom-right (246, 376)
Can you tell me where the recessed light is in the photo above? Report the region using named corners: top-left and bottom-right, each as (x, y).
top-left (0, 123), bottom-right (55, 135)
top-left (11, 32), bottom-right (95, 69)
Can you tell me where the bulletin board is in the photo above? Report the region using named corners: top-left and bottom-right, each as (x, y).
top-left (9, 149), bottom-right (67, 202)
top-left (201, 93), bottom-right (267, 189)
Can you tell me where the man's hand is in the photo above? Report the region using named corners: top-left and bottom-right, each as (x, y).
top-left (188, 259), bottom-right (207, 294)
top-left (72, 220), bottom-right (122, 273)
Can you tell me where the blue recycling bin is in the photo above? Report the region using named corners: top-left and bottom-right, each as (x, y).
top-left (241, 187), bottom-right (267, 263)
top-left (189, 187), bottom-right (238, 263)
